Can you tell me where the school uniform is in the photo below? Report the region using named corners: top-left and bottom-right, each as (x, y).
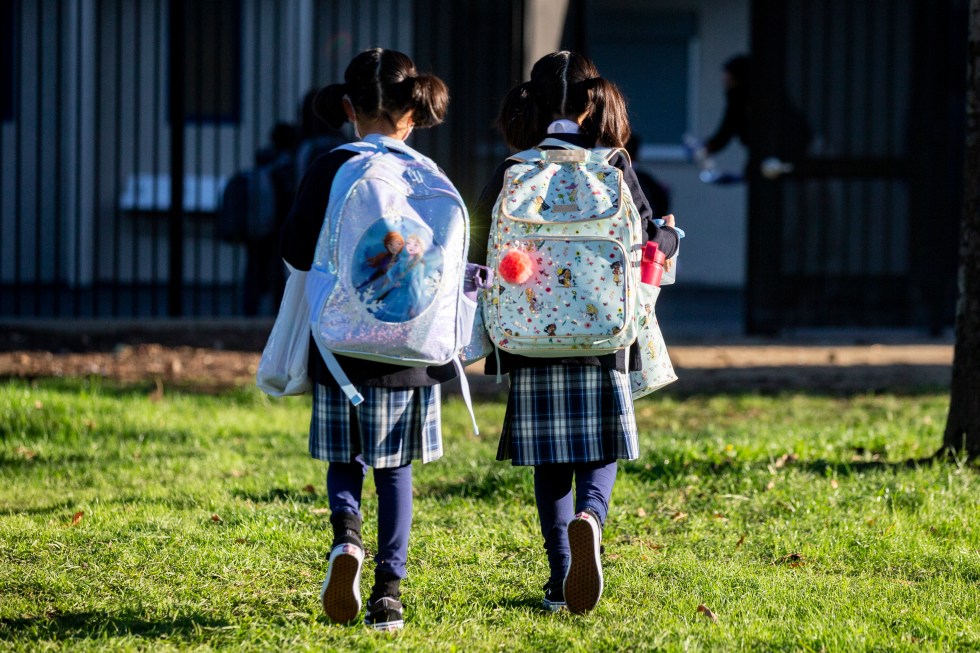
top-left (472, 131), bottom-right (679, 468)
top-left (280, 148), bottom-right (456, 470)
top-left (472, 126), bottom-right (680, 588)
top-left (280, 145), bottom-right (456, 581)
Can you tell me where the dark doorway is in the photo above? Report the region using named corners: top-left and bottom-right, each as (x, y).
top-left (748, 0), bottom-right (965, 335)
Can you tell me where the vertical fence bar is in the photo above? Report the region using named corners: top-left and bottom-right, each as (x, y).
top-left (168, 0), bottom-right (185, 316)
top-left (14, 0), bottom-right (22, 315)
top-left (132, 0), bottom-right (142, 315)
top-left (840, 1), bottom-right (853, 282)
top-left (883, 1), bottom-right (896, 274)
top-left (73, 0), bottom-right (83, 316)
top-left (34, 0), bottom-right (44, 315)
top-left (112, 2), bottom-right (123, 314)
top-left (860, 0), bottom-right (873, 304)
top-left (91, 0), bottom-right (102, 315)
top-left (54, 0), bottom-right (63, 316)
top-left (1, 4), bottom-right (7, 315)
top-left (793, 0), bottom-right (808, 281)
top-left (153, 0), bottom-right (163, 315)
top-left (211, 0), bottom-right (223, 314)
top-left (192, 1), bottom-right (203, 315)
top-left (231, 0), bottom-right (242, 310)
top-left (129, 2), bottom-right (143, 317)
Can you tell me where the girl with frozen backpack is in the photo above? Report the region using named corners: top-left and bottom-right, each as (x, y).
top-left (471, 51), bottom-right (680, 614)
top-left (279, 47), bottom-right (457, 631)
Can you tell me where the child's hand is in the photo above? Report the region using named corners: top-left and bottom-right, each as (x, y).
top-left (663, 214), bottom-right (676, 228)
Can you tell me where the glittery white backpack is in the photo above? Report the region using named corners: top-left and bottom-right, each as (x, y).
top-left (483, 139), bottom-right (644, 358)
top-left (306, 134), bottom-right (478, 427)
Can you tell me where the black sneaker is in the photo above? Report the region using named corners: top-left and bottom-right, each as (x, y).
top-left (365, 595), bottom-right (404, 631)
top-left (542, 578), bottom-right (566, 612)
top-left (320, 543), bottom-right (364, 623)
top-left (564, 510), bottom-right (603, 614)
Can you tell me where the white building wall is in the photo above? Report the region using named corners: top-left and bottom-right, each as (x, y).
top-left (634, 0), bottom-right (750, 289)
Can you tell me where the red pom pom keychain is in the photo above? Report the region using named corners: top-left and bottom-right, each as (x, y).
top-left (498, 249), bottom-right (535, 284)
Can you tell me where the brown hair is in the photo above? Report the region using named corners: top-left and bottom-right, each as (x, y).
top-left (314, 48), bottom-right (449, 131)
top-left (496, 51), bottom-right (631, 150)
top-left (366, 231), bottom-right (405, 268)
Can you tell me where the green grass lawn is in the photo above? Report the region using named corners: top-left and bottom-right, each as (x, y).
top-left (1, 379), bottom-right (978, 652)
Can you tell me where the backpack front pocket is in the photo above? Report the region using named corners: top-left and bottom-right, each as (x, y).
top-left (490, 235), bottom-right (634, 351)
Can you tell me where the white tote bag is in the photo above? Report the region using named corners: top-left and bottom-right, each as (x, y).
top-left (630, 283), bottom-right (677, 400)
top-left (256, 263), bottom-right (312, 396)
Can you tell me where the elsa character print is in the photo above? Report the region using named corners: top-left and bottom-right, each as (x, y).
top-left (357, 231), bottom-right (405, 290)
top-left (371, 234), bottom-right (429, 322)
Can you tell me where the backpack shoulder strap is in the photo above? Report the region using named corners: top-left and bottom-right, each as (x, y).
top-left (509, 139), bottom-right (627, 166)
top-left (332, 140), bottom-right (383, 156)
top-left (537, 137), bottom-right (583, 150)
top-left (506, 148), bottom-right (542, 164)
top-left (334, 134), bottom-right (440, 171)
top-left (592, 146), bottom-right (631, 166)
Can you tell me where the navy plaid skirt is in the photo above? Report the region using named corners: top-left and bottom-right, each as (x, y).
top-left (310, 382), bottom-right (442, 468)
top-left (496, 365), bottom-right (639, 466)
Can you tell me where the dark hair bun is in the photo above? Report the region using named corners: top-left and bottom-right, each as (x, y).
top-left (313, 83), bottom-right (349, 129)
top-left (410, 75), bottom-right (449, 128)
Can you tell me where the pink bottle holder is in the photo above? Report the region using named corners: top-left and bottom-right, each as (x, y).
top-left (640, 241), bottom-right (665, 286)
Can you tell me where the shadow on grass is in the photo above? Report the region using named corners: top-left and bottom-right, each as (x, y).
top-left (624, 452), bottom-right (977, 485)
top-left (421, 468), bottom-right (532, 502)
top-left (231, 487), bottom-right (321, 504)
top-left (495, 595), bottom-right (550, 612)
top-left (0, 610), bottom-right (230, 641)
top-left (664, 370), bottom-right (949, 398)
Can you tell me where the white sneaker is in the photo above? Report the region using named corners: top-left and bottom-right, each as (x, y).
top-left (320, 543), bottom-right (364, 623)
top-left (564, 511), bottom-right (603, 614)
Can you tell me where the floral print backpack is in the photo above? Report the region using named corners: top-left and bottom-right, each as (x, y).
top-left (483, 139), bottom-right (644, 358)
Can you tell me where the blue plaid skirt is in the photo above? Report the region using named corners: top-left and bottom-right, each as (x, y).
top-left (496, 365), bottom-right (639, 466)
top-left (310, 382), bottom-right (443, 468)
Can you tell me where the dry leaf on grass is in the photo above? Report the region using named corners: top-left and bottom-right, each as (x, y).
top-left (697, 604), bottom-right (718, 622)
top-left (70, 511), bottom-right (84, 526)
top-left (210, 514), bottom-right (222, 523)
top-left (302, 485), bottom-right (317, 494)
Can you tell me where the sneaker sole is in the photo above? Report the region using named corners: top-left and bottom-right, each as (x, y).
top-left (565, 517), bottom-right (603, 614)
top-left (321, 546), bottom-right (362, 623)
top-left (366, 618), bottom-right (404, 632)
top-left (542, 598), bottom-right (566, 613)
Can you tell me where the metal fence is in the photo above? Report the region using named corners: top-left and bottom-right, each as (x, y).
top-left (0, 0), bottom-right (521, 319)
top-left (747, 0), bottom-right (965, 334)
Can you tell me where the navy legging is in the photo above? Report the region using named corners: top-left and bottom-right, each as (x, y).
top-left (327, 455), bottom-right (413, 580)
top-left (533, 460), bottom-right (618, 582)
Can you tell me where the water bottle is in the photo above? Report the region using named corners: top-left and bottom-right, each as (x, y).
top-left (640, 241), bottom-right (665, 286)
